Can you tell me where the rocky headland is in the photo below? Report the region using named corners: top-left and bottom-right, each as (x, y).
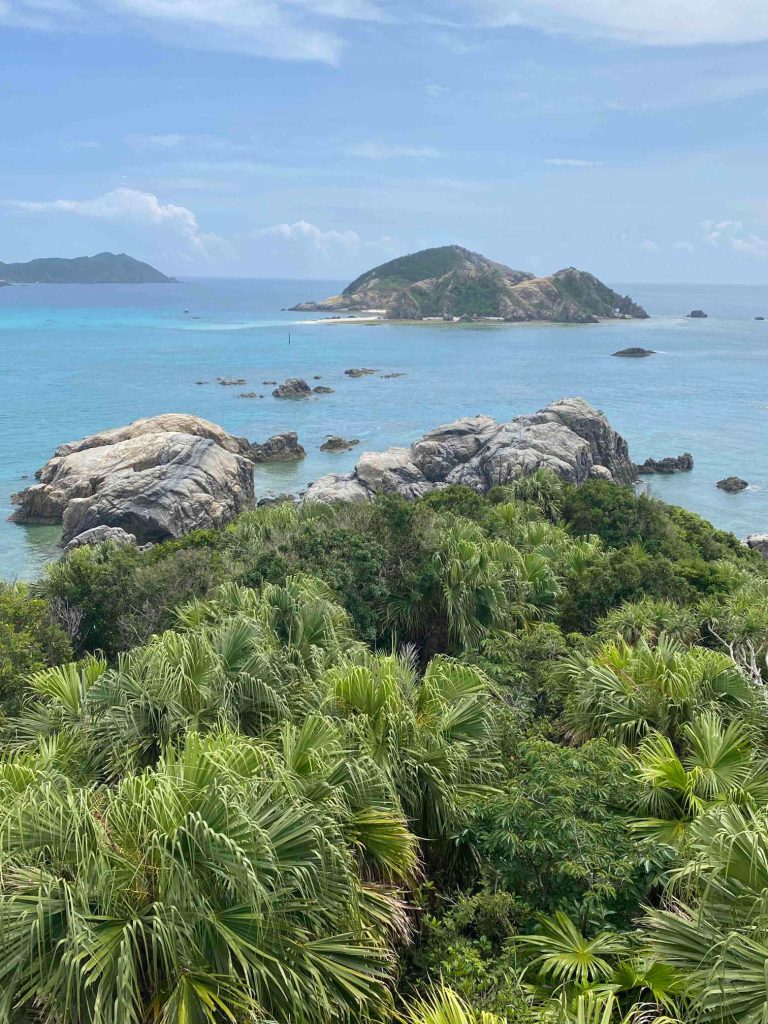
top-left (303, 398), bottom-right (635, 504)
top-left (290, 245), bottom-right (648, 324)
top-left (636, 453), bottom-right (694, 474)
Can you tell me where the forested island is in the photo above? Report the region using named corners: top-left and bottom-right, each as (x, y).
top-left (0, 251), bottom-right (175, 284)
top-left (2, 396), bottom-right (767, 1022)
top-left (291, 244), bottom-right (648, 323)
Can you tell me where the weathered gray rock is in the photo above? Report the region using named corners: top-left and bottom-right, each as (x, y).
top-left (247, 432), bottom-right (305, 463)
top-left (303, 397), bottom-right (636, 504)
top-left (746, 534), bottom-right (768, 559)
top-left (272, 378), bottom-right (311, 398)
top-left (257, 493), bottom-right (298, 508)
top-left (612, 347), bottom-right (655, 358)
top-left (320, 436), bottom-right (360, 452)
top-left (11, 415), bottom-right (255, 546)
top-left (717, 476), bottom-right (748, 493)
top-left (636, 453), bottom-right (694, 474)
top-left (62, 526), bottom-right (139, 554)
top-left (313, 386), bottom-right (335, 394)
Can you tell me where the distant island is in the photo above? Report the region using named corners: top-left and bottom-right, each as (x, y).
top-left (0, 252), bottom-right (176, 284)
top-left (290, 244), bottom-right (648, 323)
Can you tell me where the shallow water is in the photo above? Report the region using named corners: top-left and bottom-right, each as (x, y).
top-left (2, 277), bottom-right (767, 579)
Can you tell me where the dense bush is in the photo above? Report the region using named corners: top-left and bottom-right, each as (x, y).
top-left (4, 476), bottom-right (768, 1022)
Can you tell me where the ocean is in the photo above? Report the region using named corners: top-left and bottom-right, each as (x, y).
top-left (2, 278), bottom-right (767, 580)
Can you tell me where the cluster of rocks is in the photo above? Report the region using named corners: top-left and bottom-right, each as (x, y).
top-left (345, 367), bottom-right (378, 378)
top-left (303, 398), bottom-right (635, 504)
top-left (636, 453), bottom-right (693, 475)
top-left (271, 378), bottom-right (335, 398)
top-left (217, 376), bottom-right (246, 386)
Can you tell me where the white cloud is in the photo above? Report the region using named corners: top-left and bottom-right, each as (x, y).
top-left (640, 238), bottom-right (658, 252)
top-left (672, 240), bottom-right (695, 252)
top-left (254, 219), bottom-right (360, 251)
top-left (543, 157), bottom-right (603, 167)
top-left (346, 142), bottom-right (441, 160)
top-left (459, 0), bottom-right (768, 47)
top-left (425, 82), bottom-right (449, 98)
top-left (1, 187), bottom-right (216, 254)
top-left (702, 218), bottom-right (768, 258)
top-left (0, 0), bottom-right (387, 62)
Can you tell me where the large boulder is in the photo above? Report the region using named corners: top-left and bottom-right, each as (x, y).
top-left (303, 397), bottom-right (636, 504)
top-left (746, 535), bottom-right (768, 559)
top-left (11, 415), bottom-right (255, 545)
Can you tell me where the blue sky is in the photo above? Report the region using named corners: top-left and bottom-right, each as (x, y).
top-left (2, 0), bottom-right (768, 282)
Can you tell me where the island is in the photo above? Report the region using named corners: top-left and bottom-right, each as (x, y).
top-left (290, 244), bottom-right (648, 323)
top-left (0, 251), bottom-right (176, 284)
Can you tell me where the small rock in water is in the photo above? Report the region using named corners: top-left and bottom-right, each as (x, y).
top-left (688, 309), bottom-right (708, 319)
top-left (313, 375), bottom-right (322, 379)
top-left (238, 392), bottom-right (264, 399)
top-left (612, 347), bottom-right (655, 358)
top-left (636, 453), bottom-right (693, 474)
top-left (272, 378), bottom-right (312, 398)
top-left (345, 367), bottom-right (379, 377)
top-left (717, 476), bottom-right (748, 493)
top-left (321, 436), bottom-right (360, 452)
top-left (195, 380), bottom-right (209, 385)
top-left (313, 385), bottom-right (334, 393)
top-left (247, 432), bottom-right (306, 462)
top-left (263, 380), bottom-right (277, 385)
top-left (217, 376), bottom-right (246, 386)
top-left (381, 372), bottom-right (406, 378)
top-left (755, 316), bottom-right (765, 321)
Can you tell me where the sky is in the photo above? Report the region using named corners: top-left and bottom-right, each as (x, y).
top-left (2, 0), bottom-right (768, 283)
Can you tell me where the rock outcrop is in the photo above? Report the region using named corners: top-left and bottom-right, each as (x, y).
top-left (746, 535), bottom-right (768, 559)
top-left (62, 526), bottom-right (141, 554)
top-left (717, 476), bottom-right (748, 493)
top-left (303, 398), bottom-right (635, 504)
top-left (290, 245), bottom-right (648, 324)
top-left (247, 432), bottom-right (306, 462)
top-left (11, 414), bottom-right (255, 546)
top-left (636, 453), bottom-right (694, 474)
top-left (272, 378), bottom-right (311, 398)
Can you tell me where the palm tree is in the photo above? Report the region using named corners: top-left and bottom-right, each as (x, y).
top-left (632, 713), bottom-right (768, 848)
top-left (557, 637), bottom-right (754, 749)
top-left (402, 985), bottom-right (505, 1024)
top-left (518, 911), bottom-right (628, 989)
top-left (645, 805), bottom-right (768, 1023)
top-left (0, 731), bottom-right (413, 1024)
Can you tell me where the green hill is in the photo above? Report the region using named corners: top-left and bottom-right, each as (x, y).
top-left (290, 244), bottom-right (648, 322)
top-left (0, 252), bottom-right (176, 284)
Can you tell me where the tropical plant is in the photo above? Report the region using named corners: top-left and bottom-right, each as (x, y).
top-left (402, 985), bottom-right (506, 1024)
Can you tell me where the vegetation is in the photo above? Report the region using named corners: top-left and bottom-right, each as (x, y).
top-left (2, 473), bottom-right (768, 1022)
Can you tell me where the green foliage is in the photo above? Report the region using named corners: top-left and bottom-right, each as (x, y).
top-left (0, 582), bottom-right (71, 714)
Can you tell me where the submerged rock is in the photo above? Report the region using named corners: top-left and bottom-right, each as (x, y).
top-left (313, 385), bottom-right (335, 394)
top-left (303, 397), bottom-right (636, 504)
top-left (11, 414), bottom-right (255, 546)
top-left (247, 432), bottom-right (306, 463)
top-left (344, 368), bottom-right (378, 378)
top-left (217, 376), bottom-right (246, 386)
top-left (636, 453), bottom-right (694, 474)
top-left (272, 378), bottom-right (312, 398)
top-left (320, 436), bottom-right (360, 452)
top-left (717, 476), bottom-right (748, 493)
top-left (612, 347), bottom-right (655, 358)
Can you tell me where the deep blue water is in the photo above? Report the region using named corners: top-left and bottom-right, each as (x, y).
top-left (2, 277), bottom-right (767, 580)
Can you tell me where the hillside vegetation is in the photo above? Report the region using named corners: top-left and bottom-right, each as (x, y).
top-left (291, 245), bottom-right (648, 322)
top-left (2, 476), bottom-right (768, 1023)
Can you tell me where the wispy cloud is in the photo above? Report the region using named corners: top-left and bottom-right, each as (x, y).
top-left (0, 186), bottom-right (218, 254)
top-left (452, 0), bottom-right (768, 47)
top-left (702, 218), bottom-right (768, 258)
top-left (254, 219), bottom-right (360, 251)
top-left (0, 0), bottom-right (388, 63)
top-left (346, 142), bottom-right (441, 160)
top-left (543, 157), bottom-right (603, 167)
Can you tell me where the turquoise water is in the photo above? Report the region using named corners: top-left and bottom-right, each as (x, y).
top-left (2, 278), bottom-right (767, 580)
